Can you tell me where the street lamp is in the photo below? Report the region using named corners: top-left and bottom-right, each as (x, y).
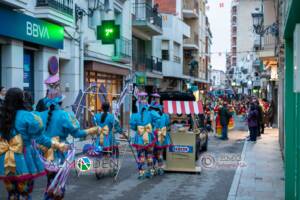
top-left (252, 10), bottom-right (264, 35)
top-left (251, 9), bottom-right (278, 36)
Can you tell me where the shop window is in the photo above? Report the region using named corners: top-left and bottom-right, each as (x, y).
top-left (85, 71), bottom-right (123, 126)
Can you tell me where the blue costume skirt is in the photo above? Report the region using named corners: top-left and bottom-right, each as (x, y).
top-left (0, 145), bottom-right (46, 181)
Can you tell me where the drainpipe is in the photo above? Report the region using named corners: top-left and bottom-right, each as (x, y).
top-left (79, 19), bottom-right (84, 90)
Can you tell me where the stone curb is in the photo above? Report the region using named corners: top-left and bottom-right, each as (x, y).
top-left (227, 138), bottom-right (248, 200)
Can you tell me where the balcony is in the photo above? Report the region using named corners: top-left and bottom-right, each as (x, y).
top-left (183, 32), bottom-right (199, 50)
top-left (1, 0), bottom-right (27, 8)
top-left (258, 34), bottom-right (276, 58)
top-left (146, 56), bottom-right (162, 73)
top-left (232, 6), bottom-right (237, 16)
top-left (35, 0), bottom-right (74, 27)
top-left (132, 3), bottom-right (162, 39)
top-left (112, 37), bottom-right (132, 64)
top-left (133, 55), bottom-right (162, 74)
top-left (183, 59), bottom-right (199, 78)
top-left (182, 0), bottom-right (199, 19)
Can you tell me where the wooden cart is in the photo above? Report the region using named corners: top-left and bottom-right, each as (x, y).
top-left (163, 100), bottom-right (207, 173)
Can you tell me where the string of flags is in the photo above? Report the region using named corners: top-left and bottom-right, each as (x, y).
top-left (199, 50), bottom-right (260, 56)
top-left (206, 0), bottom-right (239, 11)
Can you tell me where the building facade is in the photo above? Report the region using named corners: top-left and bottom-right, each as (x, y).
top-left (0, 0), bottom-right (77, 107)
top-left (230, 0), bottom-right (261, 94)
top-left (0, 0), bottom-right (134, 127)
top-left (156, 0), bottom-right (210, 93)
top-left (283, 0), bottom-right (300, 199)
top-left (211, 69), bottom-right (226, 88)
top-left (154, 0), bottom-right (190, 91)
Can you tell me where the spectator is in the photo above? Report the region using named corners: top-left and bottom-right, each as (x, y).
top-left (256, 99), bottom-right (264, 136)
top-left (219, 102), bottom-right (232, 140)
top-left (0, 86), bottom-right (6, 106)
top-left (267, 100), bottom-right (275, 128)
top-left (247, 103), bottom-right (259, 142)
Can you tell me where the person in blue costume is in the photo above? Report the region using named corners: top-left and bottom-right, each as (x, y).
top-left (0, 88), bottom-right (67, 200)
top-left (130, 92), bottom-right (161, 179)
top-left (38, 89), bottom-right (99, 200)
top-left (149, 93), bottom-right (172, 175)
top-left (93, 102), bottom-right (123, 155)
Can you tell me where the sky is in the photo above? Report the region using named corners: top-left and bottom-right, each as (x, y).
top-left (206, 0), bottom-right (231, 71)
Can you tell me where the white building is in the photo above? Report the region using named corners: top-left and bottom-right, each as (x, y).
top-left (153, 12), bottom-right (190, 91)
top-left (230, 0), bottom-right (261, 92)
top-left (211, 69), bottom-right (226, 88)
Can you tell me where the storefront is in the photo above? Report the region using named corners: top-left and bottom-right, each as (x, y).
top-left (283, 1), bottom-right (300, 199)
top-left (84, 61), bottom-right (130, 126)
top-left (0, 6), bottom-right (64, 100)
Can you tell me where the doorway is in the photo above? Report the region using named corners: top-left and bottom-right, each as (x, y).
top-left (23, 50), bottom-right (34, 99)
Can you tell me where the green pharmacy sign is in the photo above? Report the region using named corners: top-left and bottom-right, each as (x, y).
top-left (0, 7), bottom-right (64, 49)
top-left (136, 72), bottom-right (147, 85)
top-left (97, 20), bottom-right (120, 44)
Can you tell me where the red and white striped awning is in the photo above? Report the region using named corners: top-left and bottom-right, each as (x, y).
top-left (163, 101), bottom-right (204, 115)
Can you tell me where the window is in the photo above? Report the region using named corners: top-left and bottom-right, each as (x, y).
top-left (161, 40), bottom-right (169, 60)
top-left (88, 10), bottom-right (101, 29)
top-left (173, 42), bottom-right (181, 63)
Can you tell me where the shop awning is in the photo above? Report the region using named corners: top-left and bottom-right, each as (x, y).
top-left (163, 101), bottom-right (204, 115)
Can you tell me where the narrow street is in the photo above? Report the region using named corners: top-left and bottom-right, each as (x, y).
top-left (0, 117), bottom-right (247, 200)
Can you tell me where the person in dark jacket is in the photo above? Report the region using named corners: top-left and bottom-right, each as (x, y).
top-left (247, 103), bottom-right (259, 142)
top-left (219, 102), bottom-right (232, 140)
top-left (255, 100), bottom-right (264, 136)
top-left (267, 100), bottom-right (275, 128)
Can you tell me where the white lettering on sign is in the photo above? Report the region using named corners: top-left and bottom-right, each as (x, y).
top-left (174, 147), bottom-right (189, 153)
top-left (26, 21), bottom-right (50, 39)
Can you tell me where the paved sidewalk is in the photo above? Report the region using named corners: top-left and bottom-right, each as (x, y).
top-left (227, 128), bottom-right (285, 200)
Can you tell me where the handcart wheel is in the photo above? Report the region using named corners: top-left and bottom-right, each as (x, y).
top-left (95, 171), bottom-right (104, 180)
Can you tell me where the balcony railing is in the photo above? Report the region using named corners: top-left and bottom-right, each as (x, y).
top-left (183, 0), bottom-right (199, 14)
top-left (36, 0), bottom-right (73, 15)
top-left (132, 3), bottom-right (162, 29)
top-left (184, 32), bottom-right (199, 48)
top-left (133, 55), bottom-right (162, 73)
top-left (262, 34), bottom-right (276, 50)
top-left (112, 37), bottom-right (132, 64)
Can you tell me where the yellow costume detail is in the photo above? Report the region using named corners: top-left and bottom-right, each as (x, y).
top-left (137, 124), bottom-right (152, 145)
top-left (0, 134), bottom-right (23, 175)
top-left (157, 127), bottom-right (167, 144)
top-left (98, 125), bottom-right (109, 145)
top-left (39, 137), bottom-right (60, 161)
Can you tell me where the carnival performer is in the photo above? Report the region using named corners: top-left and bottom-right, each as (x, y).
top-left (148, 93), bottom-right (171, 175)
top-left (0, 88), bottom-right (67, 200)
top-left (130, 92), bottom-right (161, 179)
top-left (93, 102), bottom-right (123, 156)
top-left (153, 109), bottom-right (171, 175)
top-left (38, 89), bottom-right (99, 200)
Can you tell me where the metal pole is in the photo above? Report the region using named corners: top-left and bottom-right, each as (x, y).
top-left (79, 19), bottom-right (84, 90)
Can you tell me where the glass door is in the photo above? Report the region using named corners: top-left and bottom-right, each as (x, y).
top-left (23, 50), bottom-right (34, 98)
